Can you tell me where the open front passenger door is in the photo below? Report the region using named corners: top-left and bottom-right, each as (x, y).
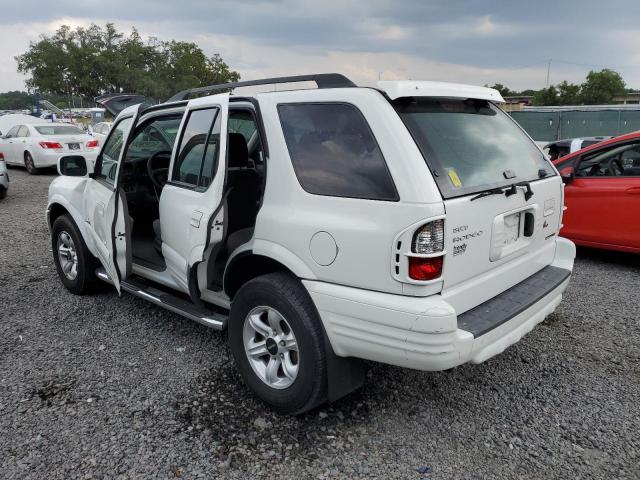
top-left (84, 104), bottom-right (143, 293)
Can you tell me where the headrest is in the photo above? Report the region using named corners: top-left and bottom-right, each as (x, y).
top-left (228, 133), bottom-right (249, 168)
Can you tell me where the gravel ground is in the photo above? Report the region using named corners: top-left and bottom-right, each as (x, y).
top-left (0, 168), bottom-right (639, 480)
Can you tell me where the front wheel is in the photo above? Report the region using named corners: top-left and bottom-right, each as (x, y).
top-left (51, 214), bottom-right (98, 294)
top-left (228, 273), bottom-right (328, 415)
top-left (24, 152), bottom-right (39, 175)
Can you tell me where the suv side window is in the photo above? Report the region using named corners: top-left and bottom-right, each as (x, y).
top-left (577, 141), bottom-right (640, 177)
top-left (96, 117), bottom-right (133, 186)
top-left (173, 108), bottom-right (220, 189)
top-left (278, 103), bottom-right (398, 201)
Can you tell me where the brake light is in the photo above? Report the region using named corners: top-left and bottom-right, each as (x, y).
top-left (407, 219), bottom-right (445, 281)
top-left (86, 139), bottom-right (99, 148)
top-left (0, 153), bottom-right (4, 160)
top-left (408, 256), bottom-right (443, 281)
top-left (39, 141), bottom-right (63, 149)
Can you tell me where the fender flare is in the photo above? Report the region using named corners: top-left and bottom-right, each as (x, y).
top-left (47, 194), bottom-right (96, 257)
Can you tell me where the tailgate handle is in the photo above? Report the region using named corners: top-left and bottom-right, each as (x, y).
top-left (523, 212), bottom-right (535, 237)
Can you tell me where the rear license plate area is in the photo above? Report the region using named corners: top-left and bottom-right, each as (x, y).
top-left (68, 143), bottom-right (80, 150)
top-left (502, 212), bottom-right (521, 246)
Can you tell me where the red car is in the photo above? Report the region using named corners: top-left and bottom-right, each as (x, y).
top-left (552, 131), bottom-right (640, 254)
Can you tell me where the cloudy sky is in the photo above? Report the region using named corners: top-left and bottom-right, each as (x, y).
top-left (0, 0), bottom-right (639, 92)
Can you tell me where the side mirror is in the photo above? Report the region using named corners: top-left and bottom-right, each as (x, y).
top-left (58, 155), bottom-right (88, 177)
top-left (560, 166), bottom-right (575, 184)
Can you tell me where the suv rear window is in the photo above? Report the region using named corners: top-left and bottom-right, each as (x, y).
top-left (278, 103), bottom-right (398, 201)
top-left (394, 98), bottom-right (553, 199)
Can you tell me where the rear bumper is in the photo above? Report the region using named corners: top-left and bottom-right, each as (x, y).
top-left (304, 237), bottom-right (576, 371)
top-left (33, 150), bottom-right (98, 169)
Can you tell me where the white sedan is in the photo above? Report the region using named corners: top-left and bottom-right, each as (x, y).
top-left (0, 123), bottom-right (99, 174)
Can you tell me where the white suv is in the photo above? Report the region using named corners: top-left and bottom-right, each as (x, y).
top-left (47, 74), bottom-right (575, 414)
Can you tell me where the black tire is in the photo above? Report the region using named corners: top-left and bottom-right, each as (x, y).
top-left (24, 152), bottom-right (39, 174)
top-left (229, 272), bottom-right (328, 415)
top-left (0, 187), bottom-right (6, 199)
top-left (51, 214), bottom-right (98, 294)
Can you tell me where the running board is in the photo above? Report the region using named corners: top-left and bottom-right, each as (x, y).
top-left (95, 268), bottom-right (227, 330)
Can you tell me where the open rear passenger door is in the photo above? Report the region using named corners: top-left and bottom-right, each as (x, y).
top-left (84, 103), bottom-right (143, 293)
top-left (159, 93), bottom-right (229, 294)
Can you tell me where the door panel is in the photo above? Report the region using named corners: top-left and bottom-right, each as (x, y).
top-left (562, 178), bottom-right (640, 248)
top-left (159, 94), bottom-right (229, 292)
top-left (83, 106), bottom-right (141, 292)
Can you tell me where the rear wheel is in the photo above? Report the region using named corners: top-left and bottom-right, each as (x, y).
top-left (229, 273), bottom-right (328, 415)
top-left (0, 187), bottom-right (6, 199)
top-left (52, 214), bottom-right (98, 294)
top-left (24, 152), bottom-right (38, 175)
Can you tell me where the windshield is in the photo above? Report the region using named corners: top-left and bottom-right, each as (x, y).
top-left (394, 98), bottom-right (553, 199)
top-left (35, 125), bottom-right (85, 136)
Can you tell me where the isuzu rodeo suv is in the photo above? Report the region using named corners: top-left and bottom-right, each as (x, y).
top-left (47, 74), bottom-right (575, 414)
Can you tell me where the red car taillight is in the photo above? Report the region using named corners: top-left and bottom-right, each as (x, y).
top-left (86, 139), bottom-right (99, 148)
top-left (408, 256), bottom-right (443, 281)
top-left (407, 219), bottom-right (445, 281)
top-left (0, 152), bottom-right (4, 160)
top-left (39, 141), bottom-right (63, 149)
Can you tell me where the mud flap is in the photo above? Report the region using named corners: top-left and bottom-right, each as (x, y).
top-left (321, 328), bottom-right (368, 403)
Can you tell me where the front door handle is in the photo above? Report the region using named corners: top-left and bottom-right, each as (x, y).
top-left (625, 187), bottom-right (640, 195)
top-left (190, 210), bottom-right (203, 228)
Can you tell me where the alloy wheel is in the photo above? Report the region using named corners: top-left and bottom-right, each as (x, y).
top-left (242, 306), bottom-right (300, 389)
top-left (57, 231), bottom-right (78, 280)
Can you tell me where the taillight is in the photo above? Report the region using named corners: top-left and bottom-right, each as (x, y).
top-left (86, 139), bottom-right (99, 148)
top-left (407, 219), bottom-right (445, 281)
top-left (408, 256), bottom-right (443, 281)
top-left (39, 141), bottom-right (63, 149)
top-left (412, 219), bottom-right (444, 254)
top-left (0, 153), bottom-right (4, 160)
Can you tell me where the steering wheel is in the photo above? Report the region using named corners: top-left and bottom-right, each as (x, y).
top-left (607, 157), bottom-right (624, 177)
top-left (146, 150), bottom-right (172, 190)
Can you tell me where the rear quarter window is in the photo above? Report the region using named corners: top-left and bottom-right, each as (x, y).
top-left (278, 103), bottom-right (398, 201)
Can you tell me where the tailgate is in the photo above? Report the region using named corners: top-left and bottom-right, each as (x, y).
top-left (441, 177), bottom-right (563, 313)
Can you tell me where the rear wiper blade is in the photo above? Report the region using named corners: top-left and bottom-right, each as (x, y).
top-left (470, 187), bottom-right (507, 201)
top-left (470, 181), bottom-right (534, 202)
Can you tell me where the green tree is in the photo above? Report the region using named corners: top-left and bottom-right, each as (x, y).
top-left (532, 85), bottom-right (559, 106)
top-left (488, 83), bottom-right (515, 97)
top-left (556, 81), bottom-right (581, 105)
top-left (15, 23), bottom-right (239, 102)
top-left (0, 91), bottom-right (32, 110)
top-left (579, 69), bottom-right (626, 104)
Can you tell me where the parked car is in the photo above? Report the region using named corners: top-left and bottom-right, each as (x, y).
top-left (553, 131), bottom-right (640, 253)
top-left (89, 122), bottom-right (112, 145)
top-left (0, 123), bottom-right (99, 174)
top-left (47, 74), bottom-right (575, 414)
top-left (0, 152), bottom-right (9, 199)
top-left (545, 136), bottom-right (611, 160)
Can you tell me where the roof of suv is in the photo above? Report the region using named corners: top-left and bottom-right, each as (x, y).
top-left (377, 81), bottom-right (504, 103)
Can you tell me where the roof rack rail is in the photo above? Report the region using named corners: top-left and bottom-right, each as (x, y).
top-left (166, 73), bottom-right (356, 102)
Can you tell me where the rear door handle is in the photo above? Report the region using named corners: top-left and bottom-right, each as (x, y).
top-left (190, 210), bottom-right (203, 227)
top-left (625, 187), bottom-right (640, 195)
